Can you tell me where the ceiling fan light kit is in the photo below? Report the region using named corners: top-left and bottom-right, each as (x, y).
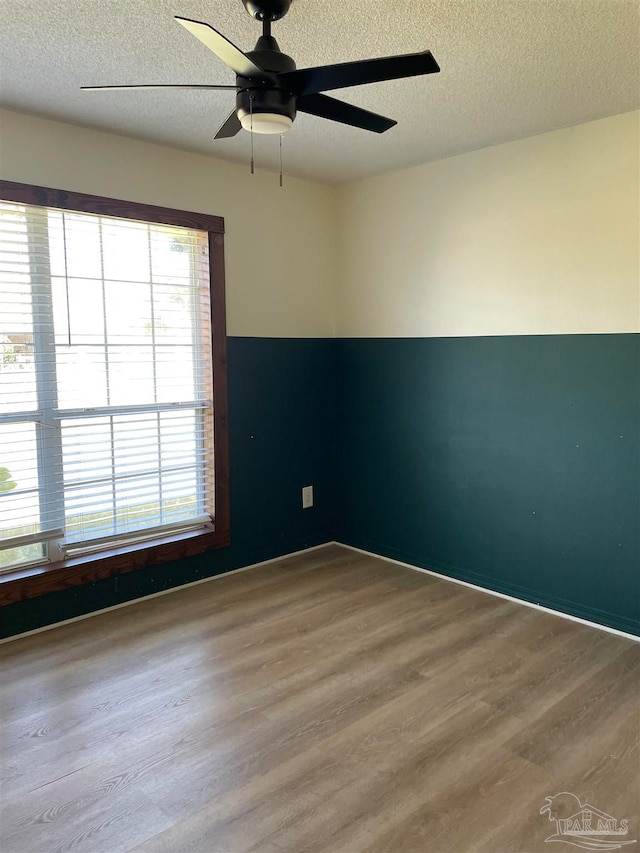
top-left (82, 0), bottom-right (440, 181)
top-left (240, 112), bottom-right (292, 134)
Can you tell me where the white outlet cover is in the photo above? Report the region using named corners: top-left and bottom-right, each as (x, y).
top-left (302, 485), bottom-right (313, 509)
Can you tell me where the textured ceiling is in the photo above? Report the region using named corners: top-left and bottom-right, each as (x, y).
top-left (1, 0), bottom-right (638, 183)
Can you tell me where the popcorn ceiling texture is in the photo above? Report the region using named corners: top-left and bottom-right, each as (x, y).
top-left (0, 0), bottom-right (638, 183)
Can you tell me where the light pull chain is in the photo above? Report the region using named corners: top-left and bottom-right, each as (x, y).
top-left (279, 133), bottom-right (283, 187)
top-left (249, 95), bottom-right (254, 175)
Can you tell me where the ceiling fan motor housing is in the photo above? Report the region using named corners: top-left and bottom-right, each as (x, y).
top-left (248, 35), bottom-right (296, 72)
top-left (236, 84), bottom-right (296, 125)
top-left (236, 36), bottom-right (297, 125)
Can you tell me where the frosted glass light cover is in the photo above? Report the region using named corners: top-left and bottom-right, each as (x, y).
top-left (240, 112), bottom-right (292, 134)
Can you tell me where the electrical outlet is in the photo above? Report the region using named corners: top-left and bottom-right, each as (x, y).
top-left (302, 485), bottom-right (313, 508)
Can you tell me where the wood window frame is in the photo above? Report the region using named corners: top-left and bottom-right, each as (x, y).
top-left (0, 180), bottom-right (230, 606)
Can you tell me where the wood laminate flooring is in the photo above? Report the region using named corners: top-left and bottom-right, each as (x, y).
top-left (0, 544), bottom-right (638, 853)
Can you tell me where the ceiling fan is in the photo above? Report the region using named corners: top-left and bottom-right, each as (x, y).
top-left (82, 0), bottom-right (440, 138)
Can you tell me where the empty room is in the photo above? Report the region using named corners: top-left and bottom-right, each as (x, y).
top-left (0, 1), bottom-right (638, 851)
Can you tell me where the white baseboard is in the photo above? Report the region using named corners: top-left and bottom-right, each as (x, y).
top-left (336, 542), bottom-right (640, 643)
top-left (3, 539), bottom-right (637, 645)
top-left (0, 542), bottom-right (334, 645)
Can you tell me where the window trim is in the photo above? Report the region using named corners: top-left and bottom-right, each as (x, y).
top-left (0, 180), bottom-right (230, 606)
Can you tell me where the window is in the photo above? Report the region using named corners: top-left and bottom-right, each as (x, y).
top-left (0, 181), bottom-right (229, 599)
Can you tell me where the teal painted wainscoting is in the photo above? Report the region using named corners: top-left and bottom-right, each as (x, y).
top-left (1, 338), bottom-right (336, 639)
top-left (4, 333), bottom-right (638, 640)
top-left (335, 334), bottom-right (639, 636)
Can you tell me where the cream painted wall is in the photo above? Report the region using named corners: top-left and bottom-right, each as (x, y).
top-left (336, 111), bottom-right (640, 338)
top-left (1, 109), bottom-right (638, 339)
top-left (0, 109), bottom-right (337, 338)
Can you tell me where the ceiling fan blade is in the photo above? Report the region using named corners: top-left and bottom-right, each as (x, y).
top-left (82, 84), bottom-right (238, 92)
top-left (280, 51), bottom-right (440, 96)
top-left (297, 93), bottom-right (396, 133)
top-left (215, 109), bottom-right (242, 139)
top-left (175, 16), bottom-right (264, 78)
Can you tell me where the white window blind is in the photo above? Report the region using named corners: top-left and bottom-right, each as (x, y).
top-left (0, 201), bottom-right (215, 572)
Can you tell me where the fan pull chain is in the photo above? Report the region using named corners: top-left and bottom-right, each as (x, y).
top-left (279, 134), bottom-right (283, 187)
top-left (249, 95), bottom-right (254, 175)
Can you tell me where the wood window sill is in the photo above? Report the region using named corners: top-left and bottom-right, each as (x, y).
top-left (0, 528), bottom-right (230, 606)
